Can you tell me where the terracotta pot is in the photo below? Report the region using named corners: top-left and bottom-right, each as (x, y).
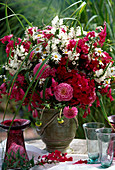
top-left (36, 109), bottom-right (78, 153)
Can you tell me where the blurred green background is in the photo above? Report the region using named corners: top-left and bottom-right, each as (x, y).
top-left (0, 0), bottom-right (115, 138)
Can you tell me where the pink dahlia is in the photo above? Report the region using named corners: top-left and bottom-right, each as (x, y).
top-left (33, 63), bottom-right (50, 79)
top-left (63, 106), bottom-right (78, 119)
top-left (54, 83), bottom-right (73, 101)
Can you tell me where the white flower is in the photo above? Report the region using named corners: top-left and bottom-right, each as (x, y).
top-left (67, 51), bottom-right (74, 60)
top-left (95, 69), bottom-right (104, 77)
top-left (39, 78), bottom-right (45, 85)
top-left (99, 60), bottom-right (104, 66)
top-left (106, 66), bottom-right (115, 77)
top-left (51, 15), bottom-right (63, 28)
top-left (52, 16), bottom-right (59, 27)
top-left (94, 69), bottom-right (106, 83)
top-left (51, 27), bottom-right (57, 34)
top-left (34, 45), bottom-right (43, 54)
top-left (20, 45), bottom-right (25, 53)
top-left (51, 44), bottom-right (58, 52)
top-left (94, 48), bottom-right (103, 56)
top-left (25, 26), bottom-right (38, 41)
top-left (72, 61), bottom-right (76, 65)
top-left (68, 27), bottom-right (75, 38)
top-left (103, 78), bottom-right (111, 87)
top-left (51, 52), bottom-right (61, 63)
top-left (74, 53), bottom-right (80, 60)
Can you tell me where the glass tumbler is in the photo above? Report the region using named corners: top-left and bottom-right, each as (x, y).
top-left (0, 127), bottom-right (6, 167)
top-left (96, 128), bottom-right (115, 168)
top-left (83, 122), bottom-right (104, 164)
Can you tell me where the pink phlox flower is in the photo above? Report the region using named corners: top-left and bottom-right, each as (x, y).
top-left (16, 74), bottom-right (25, 86)
top-left (28, 27), bottom-right (34, 36)
top-left (70, 74), bottom-right (96, 106)
top-left (9, 85), bottom-right (25, 102)
top-left (83, 110), bottom-right (88, 118)
top-left (76, 39), bottom-right (89, 54)
top-left (15, 38), bottom-right (22, 45)
top-left (42, 30), bottom-right (53, 39)
top-left (40, 87), bottom-right (53, 100)
top-left (98, 22), bottom-right (106, 46)
top-left (0, 83), bottom-right (7, 94)
top-left (61, 28), bottom-right (66, 33)
top-left (54, 83), bottom-right (73, 101)
top-left (100, 85), bottom-right (109, 94)
top-left (45, 25), bottom-right (52, 30)
top-left (22, 41), bottom-right (31, 52)
top-left (63, 106), bottom-right (78, 119)
top-left (96, 96), bottom-right (100, 107)
top-left (86, 31), bottom-right (95, 39)
top-left (107, 88), bottom-right (114, 102)
top-left (67, 39), bottom-right (77, 51)
top-left (0, 34), bottom-right (13, 44)
top-left (33, 63), bottom-right (51, 79)
top-left (32, 109), bottom-right (38, 118)
top-left (28, 104), bottom-right (32, 111)
top-left (0, 83), bottom-right (7, 102)
top-left (6, 40), bottom-right (14, 57)
top-left (51, 78), bottom-right (58, 91)
top-left (31, 92), bottom-right (42, 108)
top-left (50, 67), bottom-right (56, 77)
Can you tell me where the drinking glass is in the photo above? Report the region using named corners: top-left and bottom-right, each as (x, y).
top-left (83, 122), bottom-right (104, 164)
top-left (0, 127), bottom-right (6, 168)
top-left (96, 128), bottom-right (115, 168)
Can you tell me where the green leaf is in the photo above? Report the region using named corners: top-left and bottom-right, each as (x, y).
top-left (85, 15), bottom-right (98, 29)
top-left (61, 0), bottom-right (82, 13)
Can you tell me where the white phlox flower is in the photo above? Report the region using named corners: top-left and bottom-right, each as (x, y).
top-left (72, 61), bottom-right (76, 65)
top-left (94, 69), bottom-right (106, 83)
top-left (51, 16), bottom-right (63, 28)
top-left (25, 26), bottom-right (38, 41)
top-left (51, 27), bottom-right (57, 34)
top-left (67, 51), bottom-right (74, 61)
top-left (39, 78), bottom-right (45, 85)
top-left (106, 66), bottom-right (115, 77)
top-left (68, 27), bottom-right (75, 38)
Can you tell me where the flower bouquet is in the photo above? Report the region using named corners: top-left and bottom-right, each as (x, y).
top-left (0, 15), bottom-right (115, 153)
top-left (0, 16), bottom-right (114, 123)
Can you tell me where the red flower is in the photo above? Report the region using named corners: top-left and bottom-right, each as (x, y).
top-left (98, 22), bottom-right (106, 46)
top-left (40, 87), bottom-right (53, 100)
top-left (73, 159), bottom-right (88, 164)
top-left (0, 34), bottom-right (13, 44)
top-left (32, 109), bottom-right (38, 118)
